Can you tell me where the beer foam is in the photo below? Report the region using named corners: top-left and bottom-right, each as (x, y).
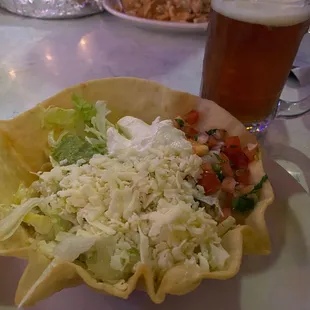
top-left (212, 0), bottom-right (310, 26)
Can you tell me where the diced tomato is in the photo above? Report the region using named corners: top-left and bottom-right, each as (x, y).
top-left (223, 136), bottom-right (249, 169)
top-left (223, 137), bottom-right (247, 169)
top-left (243, 144), bottom-right (258, 162)
top-left (207, 135), bottom-right (218, 148)
top-left (221, 177), bottom-right (237, 193)
top-left (233, 152), bottom-right (249, 169)
top-left (201, 162), bottom-right (213, 172)
top-left (214, 152), bottom-right (234, 177)
top-left (223, 148), bottom-right (249, 169)
top-left (235, 169), bottom-right (250, 185)
top-left (223, 192), bottom-right (234, 210)
top-left (198, 171), bottom-right (221, 195)
top-left (183, 126), bottom-right (198, 138)
top-left (221, 162), bottom-right (233, 177)
top-left (221, 207), bottom-right (232, 220)
top-left (184, 110), bottom-right (199, 125)
top-left (225, 136), bottom-right (241, 149)
top-left (219, 152), bottom-right (229, 162)
top-left (216, 152), bottom-right (233, 177)
top-left (221, 163), bottom-right (233, 177)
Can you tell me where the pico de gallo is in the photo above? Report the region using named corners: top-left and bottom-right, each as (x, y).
top-left (174, 110), bottom-right (268, 221)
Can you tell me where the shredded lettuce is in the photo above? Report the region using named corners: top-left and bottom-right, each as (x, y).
top-left (72, 94), bottom-right (97, 124)
top-left (91, 101), bottom-right (113, 136)
top-left (44, 95), bottom-right (113, 166)
top-left (0, 198), bottom-right (41, 241)
top-left (18, 235), bottom-right (97, 308)
top-left (0, 204), bottom-right (14, 224)
top-left (37, 240), bottom-right (56, 258)
top-left (85, 236), bottom-right (139, 283)
top-left (44, 107), bottom-right (77, 129)
top-left (13, 183), bottom-right (36, 204)
top-left (53, 234), bottom-right (97, 261)
top-left (23, 213), bottom-right (53, 235)
top-left (138, 226), bottom-right (150, 265)
top-left (50, 216), bottom-right (73, 233)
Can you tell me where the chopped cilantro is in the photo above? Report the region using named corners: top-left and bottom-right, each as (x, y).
top-left (72, 94), bottom-right (97, 123)
top-left (194, 134), bottom-right (198, 141)
top-left (207, 129), bottom-right (217, 135)
top-left (232, 175), bottom-right (268, 213)
top-left (232, 196), bottom-right (255, 213)
top-left (214, 153), bottom-right (226, 163)
top-left (211, 164), bottom-right (224, 181)
top-left (251, 175), bottom-right (268, 193)
top-left (212, 163), bottom-right (221, 172)
top-left (175, 118), bottom-right (184, 128)
top-left (216, 171), bottom-right (225, 182)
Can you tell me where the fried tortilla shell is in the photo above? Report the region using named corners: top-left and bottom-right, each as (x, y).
top-left (0, 77), bottom-right (274, 306)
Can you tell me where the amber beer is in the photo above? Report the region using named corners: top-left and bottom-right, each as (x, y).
top-left (201, 0), bottom-right (310, 123)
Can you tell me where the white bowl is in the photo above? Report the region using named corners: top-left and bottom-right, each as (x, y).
top-left (102, 0), bottom-right (209, 33)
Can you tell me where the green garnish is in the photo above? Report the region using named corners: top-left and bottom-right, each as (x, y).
top-left (45, 95), bottom-right (113, 166)
top-left (230, 145), bottom-right (238, 148)
top-left (232, 175), bottom-right (268, 213)
top-left (232, 196), bottom-right (255, 213)
top-left (214, 153), bottom-right (226, 163)
top-left (251, 175), bottom-right (268, 193)
top-left (216, 171), bottom-right (225, 182)
top-left (194, 134), bottom-right (198, 141)
top-left (175, 118), bottom-right (185, 128)
top-left (72, 94), bottom-right (97, 123)
top-left (212, 163), bottom-right (221, 172)
top-left (212, 164), bottom-right (224, 181)
top-left (207, 129), bottom-right (217, 135)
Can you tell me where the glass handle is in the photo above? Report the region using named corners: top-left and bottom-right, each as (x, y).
top-left (276, 94), bottom-right (310, 119)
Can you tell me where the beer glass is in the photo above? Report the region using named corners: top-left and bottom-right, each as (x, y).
top-left (201, 0), bottom-right (310, 133)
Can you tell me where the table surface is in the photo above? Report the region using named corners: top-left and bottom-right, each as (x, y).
top-left (0, 8), bottom-right (310, 310)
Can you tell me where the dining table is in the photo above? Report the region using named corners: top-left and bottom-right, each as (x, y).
top-left (0, 8), bottom-right (310, 310)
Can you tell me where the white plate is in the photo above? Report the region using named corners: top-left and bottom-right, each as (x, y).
top-left (1, 157), bottom-right (310, 310)
top-left (102, 0), bottom-right (209, 33)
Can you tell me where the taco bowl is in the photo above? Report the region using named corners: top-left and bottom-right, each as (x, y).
top-left (0, 77), bottom-right (274, 306)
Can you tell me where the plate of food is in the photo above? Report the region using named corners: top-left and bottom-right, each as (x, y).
top-left (101, 0), bottom-right (209, 32)
top-left (0, 77), bottom-right (276, 308)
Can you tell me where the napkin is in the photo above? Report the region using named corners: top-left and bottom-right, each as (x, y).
top-left (289, 58), bottom-right (310, 87)
top-left (282, 55), bottom-right (310, 102)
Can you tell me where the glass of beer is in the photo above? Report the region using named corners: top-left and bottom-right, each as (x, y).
top-left (201, 0), bottom-right (310, 133)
